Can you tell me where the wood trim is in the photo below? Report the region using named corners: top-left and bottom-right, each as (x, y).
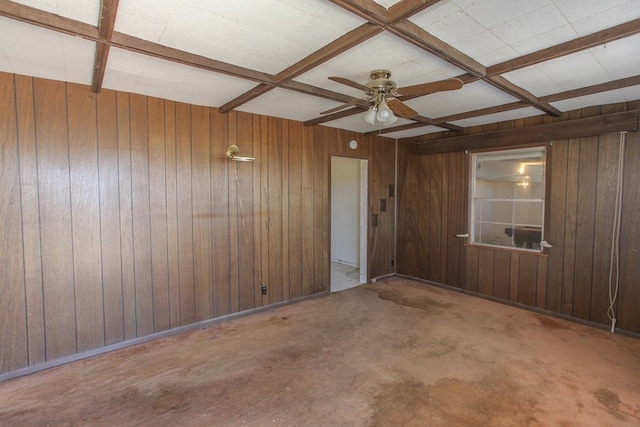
top-left (541, 75), bottom-right (640, 103)
top-left (91, 0), bottom-right (120, 92)
top-left (418, 110), bottom-right (638, 154)
top-left (485, 75), bottom-right (560, 116)
top-left (328, 0), bottom-right (388, 25)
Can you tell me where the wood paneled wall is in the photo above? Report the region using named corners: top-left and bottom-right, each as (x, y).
top-left (397, 102), bottom-right (640, 334)
top-left (0, 72), bottom-right (395, 375)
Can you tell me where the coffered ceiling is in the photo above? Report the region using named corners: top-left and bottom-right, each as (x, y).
top-left (1, 0), bottom-right (639, 139)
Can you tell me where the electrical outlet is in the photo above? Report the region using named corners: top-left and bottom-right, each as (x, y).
top-left (261, 285), bottom-right (267, 296)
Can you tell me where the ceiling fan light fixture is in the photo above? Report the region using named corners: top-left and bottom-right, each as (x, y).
top-left (376, 101), bottom-right (397, 124)
top-left (362, 107), bottom-right (378, 125)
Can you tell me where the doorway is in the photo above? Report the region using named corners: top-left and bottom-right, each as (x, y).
top-left (330, 156), bottom-right (367, 292)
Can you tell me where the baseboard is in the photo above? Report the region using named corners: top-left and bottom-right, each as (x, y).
top-left (0, 291), bottom-right (329, 383)
top-left (394, 273), bottom-right (640, 339)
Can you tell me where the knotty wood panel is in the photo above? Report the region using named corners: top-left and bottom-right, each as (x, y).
top-left (398, 101), bottom-right (640, 334)
top-left (0, 72), bottom-right (397, 375)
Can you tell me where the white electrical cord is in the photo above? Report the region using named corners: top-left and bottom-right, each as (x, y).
top-left (607, 132), bottom-right (626, 333)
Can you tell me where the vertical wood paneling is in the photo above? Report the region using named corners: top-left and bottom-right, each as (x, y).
top-left (14, 74), bottom-right (46, 365)
top-left (300, 126), bottom-right (314, 296)
top-left (562, 138), bottom-right (580, 316)
top-left (67, 84), bottom-right (104, 352)
top-left (573, 136), bottom-right (598, 320)
top-left (251, 115), bottom-right (264, 307)
top-left (227, 112), bottom-right (239, 312)
top-left (176, 102), bottom-right (195, 325)
top-left (428, 155), bottom-right (443, 282)
top-left (97, 90), bottom-right (124, 345)
top-left (590, 134), bottom-right (619, 325)
top-left (129, 94), bottom-right (154, 336)
top-left (618, 128), bottom-right (640, 331)
top-left (288, 121), bottom-right (303, 299)
top-left (312, 127), bottom-right (324, 293)
top-left (148, 97), bottom-right (170, 332)
top-left (259, 116), bottom-right (271, 301)
top-left (477, 250), bottom-right (494, 295)
top-left (397, 102), bottom-right (640, 335)
top-left (235, 112), bottom-right (255, 311)
top-left (493, 251), bottom-right (511, 300)
top-left (281, 121), bottom-right (290, 301)
top-left (210, 109), bottom-right (230, 317)
top-left (116, 92), bottom-right (137, 340)
top-left (546, 140), bottom-right (568, 312)
top-left (0, 73), bottom-right (402, 376)
top-left (417, 154), bottom-right (430, 278)
top-left (191, 105), bottom-right (213, 321)
top-left (0, 73), bottom-right (27, 372)
top-left (34, 78), bottom-right (76, 360)
top-left (517, 254), bottom-right (538, 306)
top-left (164, 101), bottom-right (181, 328)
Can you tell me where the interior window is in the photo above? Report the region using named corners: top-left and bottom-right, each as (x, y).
top-left (471, 147), bottom-right (546, 251)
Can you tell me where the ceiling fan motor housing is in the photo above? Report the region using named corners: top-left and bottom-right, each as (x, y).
top-left (366, 69), bottom-right (397, 95)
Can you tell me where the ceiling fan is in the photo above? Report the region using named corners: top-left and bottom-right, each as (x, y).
top-left (320, 69), bottom-right (463, 126)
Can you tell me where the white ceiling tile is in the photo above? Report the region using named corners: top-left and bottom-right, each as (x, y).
top-left (405, 80), bottom-right (519, 119)
top-left (504, 52), bottom-right (608, 96)
top-left (554, 0), bottom-right (640, 35)
top-left (11, 0), bottom-right (101, 25)
top-left (102, 48), bottom-right (258, 107)
top-left (591, 34), bottom-right (640, 80)
top-left (235, 88), bottom-right (346, 122)
top-left (115, 0), bottom-right (365, 74)
top-left (322, 115), bottom-right (413, 136)
top-left (550, 85), bottom-right (640, 112)
top-left (372, 0), bottom-right (401, 8)
top-left (382, 126), bottom-right (448, 139)
top-left (0, 17), bottom-right (95, 85)
top-left (450, 107), bottom-right (544, 127)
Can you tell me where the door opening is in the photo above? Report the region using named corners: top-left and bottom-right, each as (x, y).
top-left (330, 156), bottom-right (367, 292)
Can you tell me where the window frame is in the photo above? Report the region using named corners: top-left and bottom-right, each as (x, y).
top-left (468, 145), bottom-right (551, 254)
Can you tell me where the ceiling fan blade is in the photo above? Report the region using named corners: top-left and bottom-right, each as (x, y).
top-left (387, 99), bottom-right (418, 119)
top-left (328, 76), bottom-right (371, 92)
top-left (397, 78), bottom-right (464, 97)
top-left (320, 98), bottom-right (369, 115)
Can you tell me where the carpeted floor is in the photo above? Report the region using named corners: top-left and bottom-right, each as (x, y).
top-left (1, 276), bottom-right (639, 426)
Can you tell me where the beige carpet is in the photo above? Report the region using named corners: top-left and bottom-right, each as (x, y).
top-left (1, 277), bottom-right (639, 426)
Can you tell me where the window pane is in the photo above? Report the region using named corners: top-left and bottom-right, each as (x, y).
top-left (471, 147), bottom-right (546, 251)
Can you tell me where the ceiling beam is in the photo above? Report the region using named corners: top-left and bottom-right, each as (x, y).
top-left (91, 0), bottom-right (119, 93)
top-left (387, 0), bottom-right (443, 22)
top-left (488, 18), bottom-right (640, 76)
top-left (540, 74), bottom-right (640, 103)
top-left (327, 0), bottom-right (388, 25)
top-left (219, 23), bottom-right (382, 113)
top-left (417, 110), bottom-right (638, 154)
